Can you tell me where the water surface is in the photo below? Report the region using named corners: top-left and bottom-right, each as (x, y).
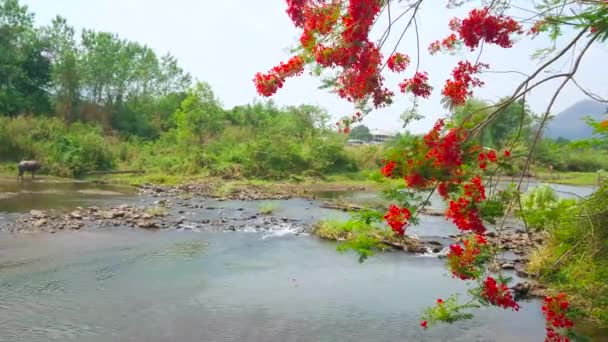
top-left (0, 230), bottom-right (547, 342)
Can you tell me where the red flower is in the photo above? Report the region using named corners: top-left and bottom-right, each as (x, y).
top-left (381, 160), bottom-right (396, 178)
top-left (286, 0), bottom-right (307, 28)
top-left (428, 33), bottom-right (460, 55)
top-left (420, 320), bottom-right (428, 329)
top-left (254, 55), bottom-right (305, 97)
top-left (387, 53), bottom-right (410, 73)
top-left (454, 7), bottom-right (522, 50)
top-left (437, 298), bottom-right (444, 305)
top-left (437, 182), bottom-right (449, 199)
top-left (504, 150), bottom-right (511, 157)
top-left (447, 234), bottom-right (487, 280)
top-left (399, 72), bottom-right (433, 98)
top-left (481, 276), bottom-right (520, 310)
top-left (542, 293), bottom-right (574, 341)
top-left (405, 173), bottom-right (430, 188)
top-left (442, 61), bottom-right (488, 106)
top-left (487, 150), bottom-right (498, 163)
top-left (383, 204), bottom-right (411, 235)
top-left (446, 197), bottom-right (486, 234)
top-left (428, 41), bottom-right (441, 55)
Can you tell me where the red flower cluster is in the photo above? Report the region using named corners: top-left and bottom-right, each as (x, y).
top-left (446, 176), bottom-right (486, 234)
top-left (442, 61), bottom-right (488, 106)
top-left (335, 44), bottom-right (386, 103)
top-left (384, 204), bottom-right (411, 235)
top-left (446, 198), bottom-right (485, 233)
top-left (542, 293), bottom-right (574, 342)
top-left (286, 0), bottom-right (308, 28)
top-left (478, 149), bottom-right (500, 169)
top-left (451, 7), bottom-right (522, 49)
top-left (254, 56), bottom-right (305, 96)
top-left (437, 181), bottom-right (450, 198)
top-left (260, 0), bottom-right (393, 108)
top-left (399, 71), bottom-right (433, 98)
top-left (447, 234), bottom-right (488, 280)
top-left (463, 175), bottom-right (486, 202)
top-left (428, 33), bottom-right (460, 54)
top-left (423, 119), bottom-right (468, 173)
top-left (342, 0), bottom-right (382, 43)
top-left (381, 160), bottom-right (396, 177)
top-left (387, 53), bottom-right (410, 72)
top-left (480, 276), bottom-right (520, 311)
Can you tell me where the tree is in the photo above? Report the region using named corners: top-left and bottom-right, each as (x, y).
top-left (348, 124), bottom-right (372, 142)
top-left (41, 15), bottom-right (80, 122)
top-left (0, 0), bottom-right (51, 115)
top-left (452, 98), bottom-right (534, 149)
top-left (174, 81), bottom-right (224, 146)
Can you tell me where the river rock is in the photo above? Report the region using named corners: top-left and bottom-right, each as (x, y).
top-left (511, 281), bottom-right (548, 299)
top-left (29, 210), bottom-right (46, 219)
top-left (501, 263), bottom-right (516, 270)
top-left (33, 219), bottom-right (47, 227)
top-left (136, 220), bottom-right (158, 229)
top-left (69, 210), bottom-right (83, 219)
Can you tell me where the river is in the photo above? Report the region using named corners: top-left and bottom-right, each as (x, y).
top-left (0, 178), bottom-right (602, 341)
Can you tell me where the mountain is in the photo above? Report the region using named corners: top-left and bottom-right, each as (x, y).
top-left (544, 100), bottom-right (607, 140)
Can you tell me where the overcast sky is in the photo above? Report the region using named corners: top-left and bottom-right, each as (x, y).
top-left (21, 0), bottom-right (607, 134)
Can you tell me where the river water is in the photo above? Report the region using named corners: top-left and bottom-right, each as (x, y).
top-left (0, 178), bottom-right (602, 341)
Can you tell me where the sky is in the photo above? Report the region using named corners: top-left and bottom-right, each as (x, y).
top-left (20, 0), bottom-right (608, 134)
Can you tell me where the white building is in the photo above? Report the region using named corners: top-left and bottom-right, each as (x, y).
top-left (370, 129), bottom-right (397, 144)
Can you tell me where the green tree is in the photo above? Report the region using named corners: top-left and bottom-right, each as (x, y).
top-left (41, 15), bottom-right (80, 122)
top-left (0, 0), bottom-right (51, 115)
top-left (452, 98), bottom-right (534, 149)
top-left (174, 82), bottom-right (224, 146)
top-left (348, 124), bottom-right (372, 142)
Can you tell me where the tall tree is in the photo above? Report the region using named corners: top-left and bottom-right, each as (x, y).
top-left (41, 15), bottom-right (80, 121)
top-left (174, 82), bottom-right (224, 146)
top-left (0, 0), bottom-right (51, 115)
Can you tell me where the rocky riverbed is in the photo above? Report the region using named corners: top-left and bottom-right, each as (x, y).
top-left (0, 179), bottom-right (551, 299)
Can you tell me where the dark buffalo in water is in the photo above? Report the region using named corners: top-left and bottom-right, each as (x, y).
top-left (17, 160), bottom-right (41, 181)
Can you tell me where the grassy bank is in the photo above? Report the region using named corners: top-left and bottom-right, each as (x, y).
top-left (522, 184), bottom-right (608, 326)
top-left (532, 171), bottom-right (605, 186)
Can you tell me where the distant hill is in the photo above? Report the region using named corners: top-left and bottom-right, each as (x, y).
top-left (544, 100), bottom-right (607, 140)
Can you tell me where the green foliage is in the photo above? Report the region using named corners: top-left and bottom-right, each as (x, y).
top-left (347, 124), bottom-right (372, 142)
top-left (518, 185), bottom-right (577, 231)
top-left (528, 182), bottom-right (608, 325)
top-left (0, 0), bottom-right (51, 116)
top-left (534, 139), bottom-right (608, 172)
top-left (420, 295), bottom-right (478, 327)
top-left (0, 116), bottom-right (114, 177)
top-left (258, 202), bottom-right (275, 215)
top-left (337, 235), bottom-right (384, 263)
top-left (451, 98), bottom-right (534, 149)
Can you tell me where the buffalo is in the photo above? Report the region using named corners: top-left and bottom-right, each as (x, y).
top-left (17, 160), bottom-right (41, 181)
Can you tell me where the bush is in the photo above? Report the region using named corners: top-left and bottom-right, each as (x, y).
top-left (517, 185), bottom-right (577, 231)
top-left (527, 182), bottom-right (608, 325)
top-left (0, 116), bottom-right (116, 176)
